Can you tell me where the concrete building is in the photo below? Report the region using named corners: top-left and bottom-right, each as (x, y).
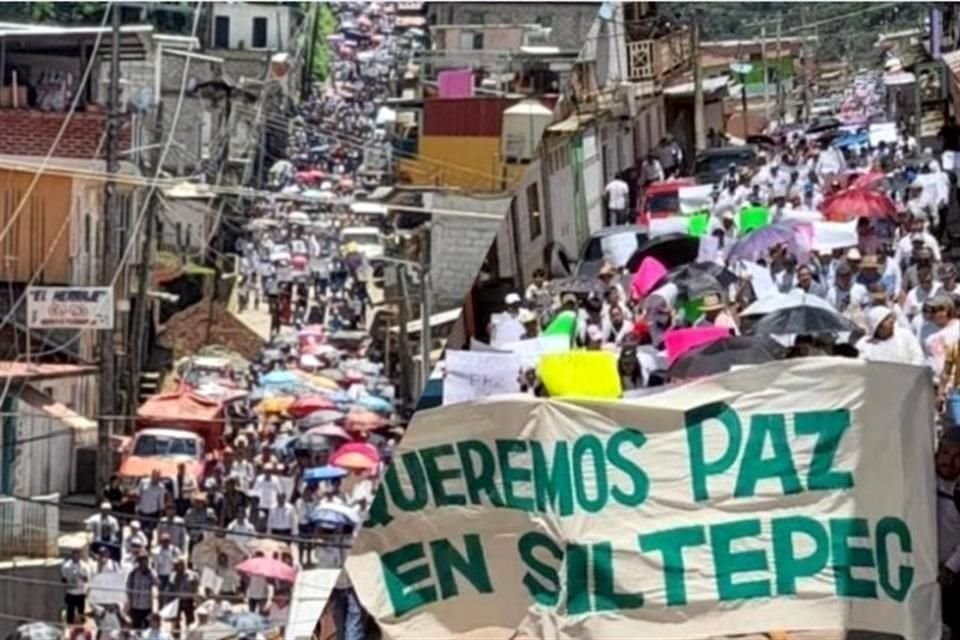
top-left (209, 2), bottom-right (294, 51)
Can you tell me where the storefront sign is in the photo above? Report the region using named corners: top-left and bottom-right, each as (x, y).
top-left (347, 359), bottom-right (938, 640)
top-left (26, 286), bottom-right (114, 329)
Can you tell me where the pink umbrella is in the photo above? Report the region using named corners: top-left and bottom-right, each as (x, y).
top-left (664, 327), bottom-right (731, 364)
top-left (305, 424), bottom-right (351, 440)
top-left (236, 557), bottom-right (297, 583)
top-left (287, 395), bottom-right (337, 418)
top-left (330, 442), bottom-right (380, 471)
top-left (344, 408), bottom-right (388, 433)
top-left (631, 257), bottom-right (668, 300)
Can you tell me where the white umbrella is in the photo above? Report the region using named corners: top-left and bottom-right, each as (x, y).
top-left (270, 250), bottom-right (291, 263)
top-left (288, 210), bottom-right (311, 224)
top-left (741, 291), bottom-right (836, 317)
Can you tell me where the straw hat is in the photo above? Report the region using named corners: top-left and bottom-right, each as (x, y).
top-left (701, 292), bottom-right (725, 311)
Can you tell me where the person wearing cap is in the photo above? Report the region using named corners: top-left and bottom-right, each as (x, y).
top-left (904, 266), bottom-right (941, 322)
top-left (855, 306), bottom-right (925, 367)
top-left (85, 501), bottom-right (121, 561)
top-left (597, 262), bottom-right (627, 302)
top-left (126, 551), bottom-right (158, 630)
top-left (517, 307), bottom-right (540, 339)
top-left (61, 546), bottom-right (91, 625)
top-left (488, 292), bottom-right (526, 347)
top-left (694, 292), bottom-right (740, 335)
top-left (919, 295), bottom-right (960, 382)
top-left (124, 521), bottom-right (148, 560)
top-left (938, 263), bottom-right (960, 297)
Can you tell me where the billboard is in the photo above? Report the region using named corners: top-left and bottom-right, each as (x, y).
top-left (26, 286), bottom-right (114, 330)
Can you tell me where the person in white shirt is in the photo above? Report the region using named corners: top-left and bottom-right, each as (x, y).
top-left (640, 154), bottom-right (664, 186)
top-left (86, 502), bottom-right (121, 561)
top-left (226, 509), bottom-right (258, 547)
top-left (856, 306), bottom-right (925, 366)
top-left (918, 296), bottom-right (960, 383)
top-left (62, 547), bottom-right (91, 624)
top-left (152, 533), bottom-right (181, 604)
top-left (137, 471), bottom-right (168, 542)
top-left (267, 492), bottom-right (298, 538)
top-left (488, 293), bottom-right (526, 347)
top-left (140, 613), bottom-right (172, 640)
top-left (826, 264), bottom-right (868, 314)
top-left (603, 173), bottom-right (631, 226)
top-left (251, 465), bottom-right (284, 512)
top-left (904, 267), bottom-right (941, 322)
top-left (124, 521), bottom-right (149, 561)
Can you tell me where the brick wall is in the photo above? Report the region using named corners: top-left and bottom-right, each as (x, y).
top-left (0, 109), bottom-right (132, 159)
top-left (426, 192), bottom-right (511, 309)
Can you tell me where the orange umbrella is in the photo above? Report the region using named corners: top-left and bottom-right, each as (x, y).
top-left (287, 394), bottom-right (337, 418)
top-left (257, 396), bottom-right (295, 415)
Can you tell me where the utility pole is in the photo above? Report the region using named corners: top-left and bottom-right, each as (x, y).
top-left (395, 264), bottom-right (412, 405)
top-left (800, 8), bottom-right (810, 122)
top-left (760, 24), bottom-right (769, 121)
top-left (302, 3), bottom-right (320, 98)
top-left (775, 14), bottom-right (784, 123)
top-left (98, 2), bottom-right (122, 491)
top-left (127, 101), bottom-right (164, 428)
top-left (418, 224), bottom-right (432, 396)
top-left (691, 9), bottom-right (705, 151)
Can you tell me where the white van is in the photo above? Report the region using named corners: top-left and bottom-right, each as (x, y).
top-left (340, 226), bottom-right (385, 262)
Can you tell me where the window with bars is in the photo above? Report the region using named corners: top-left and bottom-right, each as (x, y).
top-left (527, 183), bottom-right (542, 239)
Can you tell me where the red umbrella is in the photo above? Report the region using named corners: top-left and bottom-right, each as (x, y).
top-left (330, 441), bottom-right (380, 470)
top-left (287, 395), bottom-right (337, 418)
top-left (821, 188), bottom-right (897, 222)
top-left (297, 169), bottom-right (325, 183)
top-left (236, 557), bottom-right (297, 583)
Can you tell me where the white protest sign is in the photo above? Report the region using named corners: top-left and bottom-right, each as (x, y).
top-left (88, 571), bottom-right (127, 606)
top-left (501, 335), bottom-right (571, 369)
top-left (812, 220), bottom-right (858, 252)
top-left (868, 122), bottom-right (898, 147)
top-left (697, 235), bottom-right (720, 264)
top-left (442, 350), bottom-right (522, 406)
top-left (600, 234), bottom-right (639, 268)
top-left (348, 359), bottom-right (939, 640)
top-left (200, 567), bottom-right (223, 595)
top-left (678, 184), bottom-right (715, 215)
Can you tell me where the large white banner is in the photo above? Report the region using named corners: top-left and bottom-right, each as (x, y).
top-left (347, 358), bottom-right (939, 640)
top-left (26, 286), bottom-right (114, 329)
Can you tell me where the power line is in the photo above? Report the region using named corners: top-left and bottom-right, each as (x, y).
top-left (0, 4), bottom-right (113, 248)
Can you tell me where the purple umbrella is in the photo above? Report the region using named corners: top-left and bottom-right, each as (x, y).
top-left (726, 222), bottom-right (806, 263)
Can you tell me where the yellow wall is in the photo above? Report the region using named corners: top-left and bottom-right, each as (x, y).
top-left (397, 135), bottom-right (527, 193)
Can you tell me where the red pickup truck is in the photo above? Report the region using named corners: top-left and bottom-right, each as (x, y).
top-left (636, 179), bottom-right (697, 226)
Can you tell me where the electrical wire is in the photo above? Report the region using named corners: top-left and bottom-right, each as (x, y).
top-left (0, 4), bottom-right (113, 248)
top-left (0, 3), bottom-right (206, 397)
top-left (5, 493), bottom-right (356, 550)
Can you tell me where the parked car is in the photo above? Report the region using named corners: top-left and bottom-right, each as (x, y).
top-left (340, 225), bottom-right (385, 264)
top-left (636, 179), bottom-right (697, 225)
top-left (692, 146), bottom-right (758, 185)
top-left (574, 225), bottom-right (650, 277)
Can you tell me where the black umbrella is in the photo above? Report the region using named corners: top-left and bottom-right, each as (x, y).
top-left (668, 335), bottom-right (784, 379)
top-left (748, 306), bottom-right (860, 336)
top-left (671, 262), bottom-right (739, 289)
top-left (626, 234), bottom-right (700, 273)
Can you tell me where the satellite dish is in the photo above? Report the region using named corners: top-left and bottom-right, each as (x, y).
top-left (729, 61), bottom-right (753, 75)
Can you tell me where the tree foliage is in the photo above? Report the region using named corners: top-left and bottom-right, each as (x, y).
top-left (666, 3), bottom-right (926, 65)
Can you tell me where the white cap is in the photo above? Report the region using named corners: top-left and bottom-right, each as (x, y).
top-left (504, 292), bottom-right (522, 305)
top-left (721, 210), bottom-right (735, 221)
top-left (846, 248), bottom-right (862, 261)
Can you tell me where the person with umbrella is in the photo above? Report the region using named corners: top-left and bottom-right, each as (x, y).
top-left (693, 293), bottom-right (739, 335)
top-left (855, 306), bottom-right (924, 366)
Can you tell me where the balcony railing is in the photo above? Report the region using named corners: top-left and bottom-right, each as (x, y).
top-left (627, 28), bottom-right (691, 83)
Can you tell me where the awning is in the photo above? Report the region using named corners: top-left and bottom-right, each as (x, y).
top-left (883, 71), bottom-right (916, 86)
top-left (664, 75), bottom-right (731, 97)
top-left (0, 23), bottom-right (153, 60)
top-left (18, 385), bottom-right (97, 448)
top-left (546, 113), bottom-right (595, 133)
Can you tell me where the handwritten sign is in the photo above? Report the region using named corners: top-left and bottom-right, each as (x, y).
top-left (88, 571), bottom-right (127, 606)
top-left (537, 350), bottom-right (621, 399)
top-left (443, 350), bottom-right (522, 406)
